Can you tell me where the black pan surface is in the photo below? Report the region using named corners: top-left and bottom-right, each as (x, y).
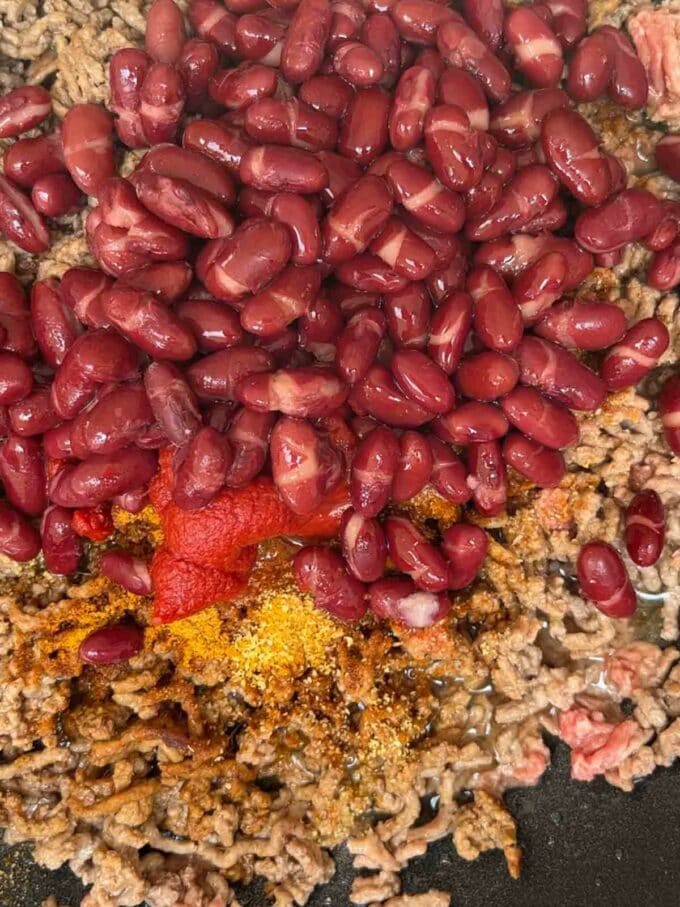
top-left (1, 741), bottom-right (678, 906)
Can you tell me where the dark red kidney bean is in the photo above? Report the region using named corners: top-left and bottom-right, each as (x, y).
top-left (134, 170), bottom-right (234, 239)
top-left (426, 291), bottom-right (472, 377)
top-left (271, 416), bottom-right (342, 513)
top-left (656, 135), bottom-right (680, 183)
top-left (456, 350), bottom-right (519, 401)
top-left (437, 67), bottom-right (488, 132)
top-left (659, 375), bottom-right (680, 456)
top-left (109, 48), bottom-right (151, 148)
top-left (384, 282), bottom-right (430, 350)
top-left (369, 576), bottom-right (450, 627)
top-left (467, 266), bottom-right (522, 352)
top-left (79, 623), bottom-right (144, 665)
top-left (0, 175), bottom-right (50, 253)
top-left (240, 145), bottom-right (329, 194)
top-left (462, 0), bottom-right (503, 50)
top-left (437, 18), bottom-right (510, 102)
top-left (392, 430), bottom-right (433, 502)
top-left (501, 386), bottom-right (578, 449)
top-left (516, 336), bottom-right (606, 412)
top-left (566, 30), bottom-right (613, 103)
top-left (50, 447), bottom-right (158, 508)
top-left (3, 130), bottom-right (66, 188)
top-left (350, 424), bottom-right (399, 516)
top-left (441, 522), bottom-right (488, 589)
top-left (237, 366), bottom-right (348, 418)
top-left (173, 426), bottom-right (232, 510)
top-left (415, 49), bottom-right (446, 81)
top-left (183, 118), bottom-right (253, 176)
top-left (144, 362), bottom-right (201, 447)
top-left (599, 25), bottom-right (648, 110)
top-left (178, 38), bottom-right (219, 108)
top-left (322, 174), bottom-right (393, 266)
top-left (624, 490), bottom-right (665, 568)
top-left (135, 142), bottom-right (236, 205)
top-left (235, 11), bottom-right (286, 64)
top-left (543, 0), bottom-right (585, 47)
top-left (575, 188), bottom-right (664, 254)
top-left (8, 388), bottom-right (60, 437)
top-left (424, 104), bottom-right (482, 192)
top-left (464, 170), bottom-right (502, 220)
top-left (146, 0), bottom-right (186, 63)
top-left (390, 0), bottom-right (456, 46)
top-left (648, 241), bottom-right (680, 292)
top-left (268, 193), bottom-right (321, 266)
top-left (112, 486), bottom-right (149, 513)
top-left (645, 201), bottom-right (680, 254)
top-left (333, 40), bottom-right (385, 87)
top-left (337, 307), bottom-right (386, 384)
top-left (428, 435), bottom-right (469, 503)
top-left (369, 215), bottom-right (436, 280)
top-left (298, 293), bottom-right (343, 347)
top-left (224, 407), bottom-right (274, 486)
top-left (502, 430), bottom-right (565, 488)
top-left (435, 401), bottom-right (508, 445)
top-left (389, 65), bottom-right (435, 149)
top-left (489, 87), bottom-right (569, 149)
top-left (0, 502), bottom-right (41, 562)
top-left (473, 234), bottom-right (589, 289)
top-left (189, 0), bottom-right (238, 51)
top-left (486, 147), bottom-right (516, 185)
top-left (241, 266), bottom-right (322, 338)
top-left (350, 365), bottom-right (432, 427)
top-left (534, 298), bottom-right (627, 351)
top-left (59, 268), bottom-right (113, 329)
top-left (541, 108), bottom-right (614, 207)
top-left (41, 506), bottom-right (82, 575)
top-left (341, 509), bottom-right (387, 582)
top-left (466, 439), bottom-right (506, 515)
top-left (30, 279), bottom-right (81, 369)
top-left (391, 348), bottom-right (454, 414)
top-left (337, 86), bottom-right (391, 165)
top-left (317, 150), bottom-right (363, 205)
top-left (100, 548), bottom-right (153, 595)
top-left (329, 283), bottom-right (381, 317)
top-left (140, 62), bottom-right (186, 144)
top-left (122, 261), bottom-right (193, 304)
top-left (0, 85), bottom-right (51, 138)
top-left (0, 353), bottom-right (32, 405)
top-left (0, 275), bottom-right (35, 362)
top-left (102, 285), bottom-right (197, 361)
top-left (335, 253), bottom-right (409, 293)
top-left (31, 173), bottom-right (83, 218)
top-left (197, 217), bottom-right (292, 304)
top-left (0, 434), bottom-right (45, 516)
top-left (328, 0), bottom-right (365, 51)
top-left (387, 158), bottom-right (464, 234)
top-left (77, 383), bottom-right (154, 454)
top-left (299, 73), bottom-right (355, 118)
top-left (512, 251), bottom-right (567, 325)
top-left (245, 96), bottom-right (338, 151)
top-left (577, 540), bottom-right (637, 618)
top-left (314, 407), bottom-right (358, 470)
top-left (176, 298), bottom-right (243, 352)
top-left (281, 0), bottom-right (331, 83)
top-left (294, 545), bottom-right (367, 620)
top-left (384, 514), bottom-right (450, 592)
top-left (466, 164), bottom-right (558, 242)
top-left (600, 318), bottom-right (670, 390)
top-left (62, 103), bottom-right (115, 195)
top-left (504, 6), bottom-right (563, 88)
top-left (187, 347), bottom-right (274, 401)
top-left (361, 12), bottom-right (401, 87)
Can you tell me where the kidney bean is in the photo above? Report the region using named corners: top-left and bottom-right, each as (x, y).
top-left (599, 25), bottom-right (648, 110)
top-left (566, 30), bottom-right (613, 103)
top-left (475, 234), bottom-right (593, 291)
top-left (337, 307), bottom-right (386, 383)
top-left (8, 389), bottom-right (60, 437)
top-left (30, 279), bottom-right (81, 369)
top-left (361, 12), bottom-right (400, 87)
top-left (99, 548), bottom-right (153, 595)
top-left (489, 87), bottom-right (569, 149)
top-left (241, 266), bottom-right (321, 338)
top-left (188, 0), bottom-right (237, 53)
top-left (245, 97), bottom-right (338, 150)
top-left (391, 430), bottom-right (432, 502)
top-left (391, 348), bottom-right (454, 415)
top-left (329, 283), bottom-right (381, 316)
top-left (434, 401), bottom-right (508, 445)
top-left (455, 350), bottom-right (519, 402)
top-left (426, 290), bottom-right (472, 375)
top-left (59, 268), bottom-right (113, 329)
top-left (648, 241), bottom-right (680, 292)
top-left (316, 153), bottom-right (362, 207)
top-left (624, 490), bottom-right (665, 568)
top-left (369, 576), bottom-right (450, 626)
top-left (541, 108), bottom-right (614, 207)
top-left (441, 522), bottom-right (488, 589)
top-left (224, 407), bottom-right (275, 486)
top-left (435, 74), bottom-right (486, 141)
top-left (122, 262), bottom-right (192, 305)
top-left (240, 145), bottom-right (328, 194)
top-left (467, 266), bottom-right (522, 353)
top-left (501, 386), bottom-right (578, 449)
top-left (0, 502), bottom-right (41, 562)
top-left (328, 0), bottom-right (365, 49)
top-left (139, 62), bottom-right (186, 144)
top-left (0, 353), bottom-right (32, 405)
top-left (61, 104), bottom-right (115, 196)
top-left (460, 0), bottom-right (502, 49)
top-left (102, 285), bottom-right (197, 361)
top-left (383, 282), bottom-right (429, 350)
top-left (235, 12), bottom-right (286, 65)
top-left (268, 193), bottom-right (320, 265)
top-left (146, 0), bottom-right (186, 64)
top-left (77, 383), bottom-right (154, 455)
top-left (210, 63), bottom-right (278, 111)
top-left (333, 40), bottom-right (385, 86)
top-left (465, 439), bottom-right (505, 515)
top-left (466, 164), bottom-right (558, 242)
top-left (109, 48), bottom-right (151, 147)
top-left (178, 38), bottom-right (219, 107)
top-left (299, 74), bottom-right (355, 118)
top-left (464, 170), bottom-right (502, 220)
top-left (111, 487), bottom-right (149, 513)
top-left (577, 540), bottom-right (637, 618)
top-left (351, 364), bottom-right (432, 427)
top-left (543, 0), bottom-right (585, 46)
top-left (183, 118), bottom-right (253, 176)
top-left (659, 374), bottom-right (680, 456)
top-left (370, 215), bottom-right (437, 280)
top-left (387, 66), bottom-right (435, 149)
top-left (423, 104), bottom-right (482, 193)
top-left (0, 434), bottom-right (45, 516)
top-left (415, 47), bottom-right (445, 80)
top-left (197, 217), bottom-right (292, 304)
top-left (516, 335), bottom-right (606, 412)
top-left (30, 173), bottom-right (83, 219)
top-left (135, 171), bottom-right (234, 239)
top-left (41, 506), bottom-right (82, 575)
top-left (0, 275), bottom-right (35, 362)
top-left (576, 189), bottom-right (666, 255)
top-left (427, 436), bottom-right (468, 503)
top-left (238, 366), bottom-right (347, 418)
top-left (341, 510), bottom-right (387, 581)
top-left (280, 0), bottom-right (331, 82)
top-left (384, 515), bottom-right (450, 591)
top-left (644, 201), bottom-right (680, 253)
top-left (294, 545), bottom-right (367, 620)
top-left (504, 7), bottom-right (563, 88)
top-left (0, 175), bottom-right (50, 253)
top-left (136, 143), bottom-right (236, 205)
top-left (271, 416), bottom-right (342, 513)
top-left (3, 131), bottom-right (66, 188)
top-left (511, 251), bottom-right (566, 325)
top-left (389, 0), bottom-right (454, 45)
top-left (173, 426), bottom-right (232, 510)
top-left (534, 298), bottom-right (627, 351)
top-left (502, 431), bottom-right (565, 488)
top-left (336, 253), bottom-right (409, 293)
top-left (298, 293), bottom-right (344, 346)
top-left (187, 347), bottom-right (274, 400)
top-left (322, 174), bottom-right (393, 266)
top-left (437, 18), bottom-right (510, 101)
top-left (600, 317), bottom-right (670, 390)
top-left (50, 447), bottom-right (157, 508)
top-left (79, 623), bottom-right (144, 664)
top-left (144, 362), bottom-right (201, 446)
top-left (337, 86), bottom-right (390, 165)
top-left (655, 135), bottom-right (680, 183)
top-left (0, 85), bottom-right (51, 139)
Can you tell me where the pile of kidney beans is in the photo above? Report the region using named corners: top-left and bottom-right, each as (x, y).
top-left (0, 0), bottom-right (678, 636)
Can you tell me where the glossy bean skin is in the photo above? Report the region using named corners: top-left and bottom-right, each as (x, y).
top-left (188, 0), bottom-right (238, 53)
top-left (271, 416), bottom-right (342, 514)
top-left (336, 307), bottom-right (386, 383)
top-left (466, 164), bottom-right (558, 242)
top-left (245, 97), bottom-right (338, 150)
top-left (516, 335), bottom-right (606, 412)
top-left (0, 273), bottom-right (36, 361)
top-left (146, 0), bottom-right (185, 64)
top-left (369, 215), bottom-right (436, 280)
top-left (100, 548), bottom-right (153, 595)
top-left (109, 48), bottom-right (152, 148)
top-left (502, 430), bottom-right (565, 487)
top-left (294, 546), bottom-right (367, 620)
top-left (384, 515), bottom-right (450, 592)
top-left (282, 0), bottom-right (331, 83)
top-left (333, 40), bottom-right (385, 86)
top-left (512, 251), bottom-right (567, 325)
top-left (134, 171), bottom-right (235, 239)
top-left (350, 424), bottom-right (399, 516)
top-left (173, 426), bottom-right (232, 510)
top-left (31, 173), bottom-right (83, 218)
top-left (385, 282), bottom-right (430, 349)
top-left (624, 489), bottom-right (665, 568)
top-left (361, 13), bottom-right (401, 87)
top-left (386, 159), bottom-right (465, 233)
top-left (59, 268), bottom-right (113, 329)
top-left (0, 434), bottom-right (45, 516)
top-left (241, 265), bottom-right (321, 336)
top-left (0, 175), bottom-right (50, 253)
top-left (504, 6), bottom-right (563, 88)
top-left (62, 104), bottom-right (115, 195)
top-left (389, 66), bottom-right (435, 149)
top-left (656, 135), bottom-right (680, 183)
top-left (437, 19), bottom-right (511, 102)
top-left (144, 362), bottom-right (201, 447)
top-left (0, 502), bottom-right (41, 562)
top-left (575, 189), bottom-right (663, 254)
top-left (140, 62), bottom-right (186, 144)
top-left (466, 439), bottom-right (506, 515)
top-left (299, 73), bottom-right (355, 118)
top-left (437, 67), bottom-right (488, 131)
top-left (368, 576), bottom-right (450, 627)
top-left (335, 253), bottom-right (409, 293)
top-left (489, 87), bottom-right (569, 149)
top-left (76, 383), bottom-right (154, 454)
top-left (600, 318), bottom-right (670, 390)
top-left (187, 347), bottom-right (274, 401)
top-left (240, 145), bottom-right (328, 193)
top-left (9, 389), bottom-right (61, 437)
top-left (102, 285), bottom-right (197, 361)
top-left (78, 623), bottom-right (144, 664)
top-left (0, 86), bottom-right (51, 138)
top-left (464, 170), bottom-right (502, 220)
top-left (341, 509), bottom-right (387, 581)
top-left (659, 375), bottom-right (680, 456)
top-left (3, 131), bottom-right (66, 188)
top-left (427, 290), bottom-right (472, 375)
top-left (467, 266), bottom-right (522, 352)
top-left (424, 104), bottom-right (482, 192)
top-left (541, 108), bottom-right (614, 207)
top-left (390, 0), bottom-right (455, 46)
top-left (338, 86), bottom-right (391, 165)
top-left (225, 407), bottom-right (275, 486)
top-left (648, 241), bottom-right (680, 292)
top-left (441, 522), bottom-right (488, 589)
top-left (50, 447), bottom-right (157, 508)
top-left (135, 142), bottom-right (237, 205)
top-left (391, 348), bottom-right (454, 414)
top-left (566, 30), bottom-right (613, 103)
top-left (122, 262), bottom-right (192, 304)
top-left (30, 279), bottom-right (81, 369)
top-left (41, 506), bottom-right (82, 575)
top-left (235, 12), bottom-right (287, 65)
top-left (434, 401), bottom-right (508, 444)
top-left (501, 386), bottom-right (578, 449)
top-left (197, 217), bottom-right (292, 304)
top-left (0, 353), bottom-right (32, 405)
top-left (237, 366), bottom-right (348, 417)
top-left (267, 193), bottom-right (320, 265)
top-left (392, 430), bottom-right (432, 501)
top-left (599, 25), bottom-right (648, 111)
top-left (462, 0), bottom-right (503, 50)
top-left (183, 118), bottom-right (254, 176)
top-left (577, 540), bottom-right (637, 619)
top-left (428, 435), bottom-right (469, 503)
top-left (178, 38), bottom-right (220, 107)
top-left (456, 350), bottom-right (519, 401)
top-left (351, 366), bottom-right (430, 425)
top-left (534, 297), bottom-right (627, 351)
top-left (209, 63), bottom-right (278, 110)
